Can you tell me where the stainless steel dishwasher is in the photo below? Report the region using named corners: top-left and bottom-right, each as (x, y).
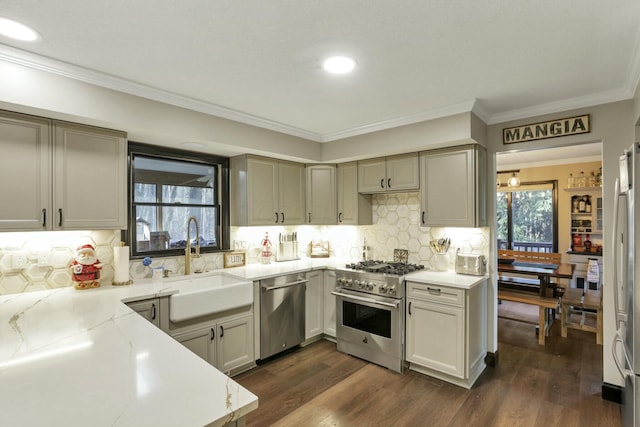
top-left (260, 272), bottom-right (307, 359)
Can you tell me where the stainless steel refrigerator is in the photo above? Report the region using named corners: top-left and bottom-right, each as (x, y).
top-left (613, 142), bottom-right (640, 427)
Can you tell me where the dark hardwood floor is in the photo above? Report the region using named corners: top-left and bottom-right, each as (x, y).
top-left (235, 301), bottom-right (621, 426)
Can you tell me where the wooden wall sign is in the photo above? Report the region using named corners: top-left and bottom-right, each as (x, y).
top-left (224, 251), bottom-right (246, 268)
top-left (503, 114), bottom-right (590, 144)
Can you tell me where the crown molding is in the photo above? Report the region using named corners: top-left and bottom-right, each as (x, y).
top-left (319, 100), bottom-right (477, 142)
top-left (0, 44), bottom-right (323, 142)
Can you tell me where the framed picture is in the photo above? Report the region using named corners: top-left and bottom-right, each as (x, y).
top-left (224, 251), bottom-right (246, 268)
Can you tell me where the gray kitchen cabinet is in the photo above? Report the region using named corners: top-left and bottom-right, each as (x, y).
top-left (305, 270), bottom-right (324, 340)
top-left (357, 153), bottom-right (419, 193)
top-left (420, 145), bottom-right (486, 227)
top-left (405, 280), bottom-right (486, 389)
top-left (231, 155), bottom-right (305, 225)
top-left (337, 162), bottom-right (372, 225)
top-left (0, 111), bottom-right (127, 231)
top-left (306, 164), bottom-right (337, 224)
top-left (126, 298), bottom-right (160, 327)
top-left (323, 270), bottom-right (337, 338)
top-left (168, 308), bottom-right (255, 376)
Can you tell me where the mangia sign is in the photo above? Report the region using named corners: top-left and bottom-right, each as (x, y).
top-left (503, 114), bottom-right (590, 144)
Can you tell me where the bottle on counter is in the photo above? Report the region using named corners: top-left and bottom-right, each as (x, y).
top-left (584, 234), bottom-right (592, 252)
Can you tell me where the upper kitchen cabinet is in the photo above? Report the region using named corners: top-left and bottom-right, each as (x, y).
top-left (337, 162), bottom-right (372, 225)
top-left (420, 145), bottom-right (487, 228)
top-left (54, 122), bottom-right (127, 230)
top-left (357, 153), bottom-right (420, 193)
top-left (0, 111), bottom-right (127, 231)
top-left (306, 164), bottom-right (337, 225)
top-left (231, 155), bottom-right (305, 226)
top-left (0, 111), bottom-right (51, 230)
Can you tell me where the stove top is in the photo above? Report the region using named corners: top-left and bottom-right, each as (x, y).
top-left (345, 260), bottom-right (425, 276)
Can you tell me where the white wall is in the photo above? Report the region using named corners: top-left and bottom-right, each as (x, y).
top-left (488, 100), bottom-right (635, 387)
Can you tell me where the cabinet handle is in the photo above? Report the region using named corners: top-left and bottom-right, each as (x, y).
top-left (58, 209), bottom-right (63, 227)
top-left (408, 301), bottom-right (412, 316)
top-left (42, 209), bottom-right (47, 227)
top-left (308, 212), bottom-right (311, 223)
top-left (421, 211), bottom-right (425, 224)
top-left (380, 178), bottom-right (384, 189)
top-left (281, 212), bottom-right (285, 223)
top-left (427, 287), bottom-right (442, 295)
top-left (275, 212), bottom-right (279, 223)
top-left (220, 325), bottom-right (224, 338)
top-left (151, 303), bottom-right (156, 320)
top-left (388, 178), bottom-right (391, 188)
top-left (211, 328), bottom-right (215, 341)
top-left (338, 212), bottom-right (343, 223)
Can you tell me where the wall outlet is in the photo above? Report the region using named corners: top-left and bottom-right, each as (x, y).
top-left (12, 251), bottom-right (28, 269)
top-left (37, 252), bottom-right (51, 266)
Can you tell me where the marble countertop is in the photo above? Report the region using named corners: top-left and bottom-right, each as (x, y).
top-left (404, 270), bottom-right (488, 289)
top-left (0, 281), bottom-right (257, 426)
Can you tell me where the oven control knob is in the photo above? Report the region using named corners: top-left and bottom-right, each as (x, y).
top-left (358, 281), bottom-right (366, 289)
top-left (379, 284), bottom-right (388, 293)
top-left (352, 279), bottom-right (359, 288)
top-left (366, 282), bottom-right (374, 291)
top-left (346, 279), bottom-right (353, 287)
top-left (337, 278), bottom-right (345, 286)
top-left (388, 285), bottom-right (396, 295)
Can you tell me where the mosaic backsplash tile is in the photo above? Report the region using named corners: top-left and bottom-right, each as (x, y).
top-left (0, 192), bottom-right (489, 295)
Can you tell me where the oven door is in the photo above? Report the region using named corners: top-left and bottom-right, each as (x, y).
top-left (332, 288), bottom-right (404, 372)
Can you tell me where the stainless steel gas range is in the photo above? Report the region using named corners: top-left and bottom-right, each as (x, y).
top-left (332, 260), bottom-right (425, 373)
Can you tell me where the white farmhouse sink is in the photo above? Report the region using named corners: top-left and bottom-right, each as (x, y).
top-left (167, 273), bottom-right (253, 322)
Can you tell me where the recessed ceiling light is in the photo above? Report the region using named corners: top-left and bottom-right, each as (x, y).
top-left (323, 56), bottom-right (356, 74)
top-left (0, 17), bottom-right (39, 41)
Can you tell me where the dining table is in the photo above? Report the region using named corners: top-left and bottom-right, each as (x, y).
top-left (497, 259), bottom-right (576, 297)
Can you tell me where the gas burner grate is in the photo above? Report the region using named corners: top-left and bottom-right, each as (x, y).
top-left (345, 261), bottom-right (425, 275)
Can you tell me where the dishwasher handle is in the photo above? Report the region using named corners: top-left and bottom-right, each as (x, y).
top-left (261, 279), bottom-right (308, 291)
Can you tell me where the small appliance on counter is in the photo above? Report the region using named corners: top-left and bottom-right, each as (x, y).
top-left (276, 232), bottom-right (299, 262)
top-left (455, 250), bottom-right (487, 276)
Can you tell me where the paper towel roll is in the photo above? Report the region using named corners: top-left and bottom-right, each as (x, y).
top-left (113, 245), bottom-right (130, 285)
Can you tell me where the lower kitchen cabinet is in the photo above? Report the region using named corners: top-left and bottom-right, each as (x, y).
top-left (323, 270), bottom-right (337, 338)
top-left (126, 298), bottom-right (160, 328)
top-left (405, 280), bottom-right (486, 389)
top-left (169, 309), bottom-right (255, 376)
top-left (305, 270), bottom-right (324, 340)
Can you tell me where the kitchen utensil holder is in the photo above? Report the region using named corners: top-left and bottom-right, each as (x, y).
top-left (435, 253), bottom-right (450, 271)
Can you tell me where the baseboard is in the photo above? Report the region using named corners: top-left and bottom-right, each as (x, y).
top-left (602, 382), bottom-right (623, 403)
top-left (484, 351), bottom-right (499, 367)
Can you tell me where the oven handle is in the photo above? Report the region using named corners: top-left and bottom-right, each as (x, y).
top-left (262, 279), bottom-right (308, 291)
top-left (331, 291), bottom-right (399, 308)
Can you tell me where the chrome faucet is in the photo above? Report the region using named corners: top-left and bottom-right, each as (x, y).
top-left (185, 216), bottom-right (201, 275)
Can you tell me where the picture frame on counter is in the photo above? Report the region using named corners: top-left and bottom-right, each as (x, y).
top-left (224, 251), bottom-right (246, 268)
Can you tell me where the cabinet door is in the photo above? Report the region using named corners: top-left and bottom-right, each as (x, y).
top-left (0, 112), bottom-right (51, 231)
top-left (53, 122), bottom-right (126, 229)
top-left (386, 153), bottom-right (419, 191)
top-left (306, 270), bottom-right (324, 339)
top-left (358, 158), bottom-right (386, 193)
top-left (126, 298), bottom-right (160, 327)
top-left (246, 156), bottom-right (279, 225)
top-left (217, 314), bottom-right (254, 374)
top-left (173, 326), bottom-right (217, 366)
top-left (278, 161), bottom-right (306, 224)
top-left (306, 165), bottom-right (336, 224)
top-left (337, 162), bottom-right (372, 225)
top-left (421, 147), bottom-right (475, 227)
top-left (323, 270), bottom-right (337, 337)
top-left (406, 299), bottom-right (465, 378)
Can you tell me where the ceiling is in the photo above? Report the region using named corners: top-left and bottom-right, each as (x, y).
top-left (1, 1), bottom-right (640, 144)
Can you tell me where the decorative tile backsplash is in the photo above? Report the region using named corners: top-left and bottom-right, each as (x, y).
top-left (0, 192), bottom-right (489, 295)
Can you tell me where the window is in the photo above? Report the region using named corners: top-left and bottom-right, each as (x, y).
top-left (127, 143), bottom-right (230, 258)
top-left (497, 181), bottom-right (558, 252)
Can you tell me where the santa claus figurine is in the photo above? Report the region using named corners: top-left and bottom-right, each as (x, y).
top-left (70, 244), bottom-right (103, 289)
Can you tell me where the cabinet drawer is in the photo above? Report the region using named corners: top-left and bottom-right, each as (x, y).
top-left (406, 282), bottom-right (464, 307)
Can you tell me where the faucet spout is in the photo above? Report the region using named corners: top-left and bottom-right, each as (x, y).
top-left (185, 216), bottom-right (201, 275)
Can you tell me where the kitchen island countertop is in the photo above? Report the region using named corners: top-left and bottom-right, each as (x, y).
top-left (0, 279), bottom-right (257, 427)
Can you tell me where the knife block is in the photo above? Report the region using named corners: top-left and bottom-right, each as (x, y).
top-left (276, 241), bottom-right (299, 262)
